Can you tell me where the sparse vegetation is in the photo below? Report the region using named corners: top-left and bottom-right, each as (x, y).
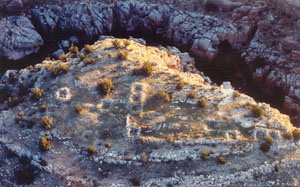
top-left (51, 63), bottom-right (69, 76)
top-left (105, 142), bottom-right (113, 148)
top-left (166, 134), bottom-right (174, 143)
top-left (133, 61), bottom-right (153, 77)
top-left (201, 150), bottom-right (209, 160)
top-left (87, 145), bottom-right (95, 156)
top-left (274, 163), bottom-right (280, 172)
top-left (233, 91), bottom-right (240, 98)
top-left (260, 142), bottom-right (270, 152)
top-left (39, 136), bottom-right (51, 151)
top-left (41, 104), bottom-right (47, 112)
top-left (250, 104), bottom-right (264, 118)
top-left (112, 40), bottom-right (123, 48)
top-left (167, 50), bottom-right (172, 57)
top-left (176, 81), bottom-right (184, 90)
top-left (75, 104), bottom-right (83, 114)
top-left (187, 91), bottom-right (197, 100)
top-left (27, 65), bottom-right (34, 71)
top-left (69, 45), bottom-right (79, 54)
top-left (58, 53), bottom-right (68, 62)
top-left (97, 79), bottom-right (115, 96)
top-left (41, 116), bottom-right (52, 129)
top-left (32, 87), bottom-right (43, 99)
top-left (84, 44), bottom-right (94, 54)
top-left (119, 49), bottom-right (129, 60)
top-left (79, 53), bottom-right (85, 60)
top-left (293, 129), bottom-right (300, 140)
top-left (218, 156), bottom-right (227, 164)
top-left (123, 40), bottom-right (131, 48)
top-left (8, 97), bottom-right (18, 107)
top-left (197, 98), bottom-right (207, 108)
top-left (141, 152), bottom-right (148, 163)
top-left (84, 58), bottom-right (96, 65)
top-left (151, 90), bottom-right (170, 104)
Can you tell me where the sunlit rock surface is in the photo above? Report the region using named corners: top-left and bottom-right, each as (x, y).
top-left (0, 38), bottom-right (300, 186)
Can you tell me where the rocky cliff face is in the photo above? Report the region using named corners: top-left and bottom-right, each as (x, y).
top-left (0, 0), bottom-right (299, 126)
top-left (0, 38), bottom-right (300, 186)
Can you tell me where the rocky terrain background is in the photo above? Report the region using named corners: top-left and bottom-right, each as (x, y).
top-left (0, 0), bottom-right (300, 186)
top-left (0, 37), bottom-right (300, 186)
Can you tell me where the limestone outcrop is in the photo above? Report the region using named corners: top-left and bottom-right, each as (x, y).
top-left (0, 16), bottom-right (43, 60)
top-left (0, 38), bottom-right (299, 186)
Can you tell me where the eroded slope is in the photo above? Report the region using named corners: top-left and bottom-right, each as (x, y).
top-left (0, 38), bottom-right (300, 186)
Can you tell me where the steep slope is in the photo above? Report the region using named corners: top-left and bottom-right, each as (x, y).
top-left (0, 38), bottom-right (300, 186)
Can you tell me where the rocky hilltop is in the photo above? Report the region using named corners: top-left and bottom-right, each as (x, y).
top-left (0, 38), bottom-right (300, 186)
top-left (0, 0), bottom-right (299, 126)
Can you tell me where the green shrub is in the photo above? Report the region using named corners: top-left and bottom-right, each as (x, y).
top-left (119, 49), bottom-right (129, 60)
top-left (79, 53), bottom-right (85, 60)
top-left (84, 44), bottom-right (94, 54)
top-left (39, 136), bottom-right (50, 151)
top-left (105, 142), bottom-right (113, 148)
top-left (58, 53), bottom-right (68, 62)
top-left (201, 150), bottom-right (209, 160)
top-left (176, 81), bottom-right (184, 90)
top-left (75, 104), bottom-right (83, 114)
top-left (27, 65), bottom-right (34, 71)
top-left (152, 90), bottom-right (170, 103)
top-left (274, 163), bottom-right (280, 172)
top-left (250, 104), bottom-right (264, 118)
top-left (187, 91), bottom-right (197, 100)
top-left (41, 116), bottom-right (52, 129)
top-left (87, 145), bottom-right (95, 156)
top-left (141, 152), bottom-right (148, 163)
top-left (51, 63), bottom-right (69, 76)
top-left (166, 134), bottom-right (174, 143)
top-left (133, 61), bottom-right (153, 77)
top-left (32, 87), bottom-right (43, 99)
top-left (233, 91), bottom-right (240, 98)
top-left (197, 98), bottom-right (207, 108)
top-left (293, 129), bottom-right (300, 140)
top-left (83, 58), bottom-right (96, 65)
top-left (112, 40), bottom-right (123, 48)
top-left (41, 104), bottom-right (47, 112)
top-left (123, 40), bottom-right (131, 48)
top-left (97, 79), bottom-right (114, 96)
top-left (260, 142), bottom-right (270, 152)
top-left (218, 156), bottom-right (227, 164)
top-left (69, 46), bottom-right (78, 54)
top-left (141, 61), bottom-right (153, 77)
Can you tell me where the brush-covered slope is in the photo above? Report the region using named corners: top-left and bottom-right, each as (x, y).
top-left (0, 38), bottom-right (300, 186)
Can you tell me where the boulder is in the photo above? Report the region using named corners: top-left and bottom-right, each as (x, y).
top-left (52, 49), bottom-right (64, 59)
top-left (190, 38), bottom-right (218, 60)
top-left (5, 0), bottom-right (23, 13)
top-left (0, 16), bottom-right (43, 61)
